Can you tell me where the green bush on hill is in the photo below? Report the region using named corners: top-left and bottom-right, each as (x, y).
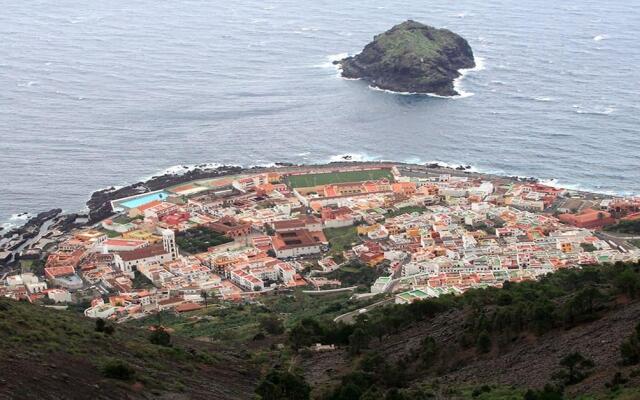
top-left (604, 220), bottom-right (640, 234)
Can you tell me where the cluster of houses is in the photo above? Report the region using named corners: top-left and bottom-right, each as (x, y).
top-left (2, 163), bottom-right (640, 319)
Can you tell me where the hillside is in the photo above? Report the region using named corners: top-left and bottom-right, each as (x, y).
top-left (289, 262), bottom-right (640, 399)
top-left (0, 298), bottom-right (258, 400)
top-left (3, 263), bottom-right (640, 400)
top-left (337, 20), bottom-right (475, 95)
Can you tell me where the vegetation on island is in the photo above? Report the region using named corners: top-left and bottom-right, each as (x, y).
top-left (338, 20), bottom-right (475, 96)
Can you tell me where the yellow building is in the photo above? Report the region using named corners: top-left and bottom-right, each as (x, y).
top-left (122, 230), bottom-right (162, 243)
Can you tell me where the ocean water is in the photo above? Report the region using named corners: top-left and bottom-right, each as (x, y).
top-left (1, 0), bottom-right (639, 227)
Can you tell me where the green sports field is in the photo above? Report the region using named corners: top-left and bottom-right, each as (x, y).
top-left (287, 169), bottom-right (394, 188)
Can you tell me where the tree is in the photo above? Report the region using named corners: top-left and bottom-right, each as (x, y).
top-left (620, 322), bottom-right (640, 365)
top-left (255, 369), bottom-right (310, 400)
top-left (476, 330), bottom-right (491, 354)
top-left (553, 352), bottom-right (594, 385)
top-left (201, 290), bottom-right (209, 308)
top-left (149, 326), bottom-right (172, 347)
top-left (259, 315), bottom-right (285, 335)
top-left (614, 269), bottom-right (640, 299)
top-left (419, 336), bottom-right (437, 367)
top-left (523, 385), bottom-right (564, 400)
top-left (95, 318), bottom-right (106, 332)
top-left (288, 318), bottom-right (325, 350)
top-left (348, 327), bottom-right (370, 355)
top-left (563, 287), bottom-right (607, 324)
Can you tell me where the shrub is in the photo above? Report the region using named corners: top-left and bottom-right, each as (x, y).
top-left (259, 315), bottom-right (285, 335)
top-left (149, 327), bottom-right (172, 347)
top-left (95, 318), bottom-right (106, 332)
top-left (101, 359), bottom-right (135, 381)
top-left (255, 369), bottom-right (310, 400)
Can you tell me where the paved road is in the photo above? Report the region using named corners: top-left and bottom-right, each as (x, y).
top-left (596, 231), bottom-right (640, 252)
top-left (333, 298), bottom-right (394, 325)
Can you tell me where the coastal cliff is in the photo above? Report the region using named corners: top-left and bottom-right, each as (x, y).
top-left (337, 20), bottom-right (475, 96)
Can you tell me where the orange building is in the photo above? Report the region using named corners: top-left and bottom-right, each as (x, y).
top-left (558, 209), bottom-right (615, 229)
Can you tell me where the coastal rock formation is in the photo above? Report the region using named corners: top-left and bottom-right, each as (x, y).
top-left (336, 20), bottom-right (475, 96)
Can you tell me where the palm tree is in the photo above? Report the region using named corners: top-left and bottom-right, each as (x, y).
top-left (201, 290), bottom-right (209, 308)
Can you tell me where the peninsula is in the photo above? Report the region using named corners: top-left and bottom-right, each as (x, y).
top-left (336, 20), bottom-right (475, 96)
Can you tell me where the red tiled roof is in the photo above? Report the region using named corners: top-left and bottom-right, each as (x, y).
top-left (118, 244), bottom-right (167, 262)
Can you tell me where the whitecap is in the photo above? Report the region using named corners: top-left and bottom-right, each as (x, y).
top-left (451, 56), bottom-right (485, 98)
top-left (574, 105), bottom-right (615, 115)
top-left (593, 34), bottom-right (607, 41)
top-left (533, 96), bottom-right (554, 102)
top-left (328, 153), bottom-right (378, 163)
top-left (315, 52), bottom-right (348, 70)
top-left (10, 212), bottom-right (33, 222)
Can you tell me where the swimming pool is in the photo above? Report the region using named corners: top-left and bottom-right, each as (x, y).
top-left (118, 191), bottom-right (169, 209)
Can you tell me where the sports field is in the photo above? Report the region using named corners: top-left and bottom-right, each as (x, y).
top-left (287, 169), bottom-right (394, 188)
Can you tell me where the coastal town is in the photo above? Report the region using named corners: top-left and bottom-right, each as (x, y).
top-left (2, 162), bottom-right (640, 321)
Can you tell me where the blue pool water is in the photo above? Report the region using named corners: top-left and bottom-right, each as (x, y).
top-left (118, 192), bottom-right (168, 209)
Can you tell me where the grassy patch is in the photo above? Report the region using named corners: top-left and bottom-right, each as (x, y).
top-left (324, 226), bottom-right (360, 257)
top-left (130, 290), bottom-right (374, 344)
top-left (176, 226), bottom-right (233, 253)
top-left (325, 261), bottom-right (381, 290)
top-left (288, 169), bottom-right (394, 188)
top-left (386, 205), bottom-right (427, 218)
top-left (0, 297), bottom-right (249, 395)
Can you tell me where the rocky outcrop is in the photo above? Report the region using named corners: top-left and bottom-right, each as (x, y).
top-left (336, 20), bottom-right (475, 96)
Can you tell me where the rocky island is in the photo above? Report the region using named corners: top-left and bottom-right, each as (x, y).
top-left (336, 20), bottom-right (475, 96)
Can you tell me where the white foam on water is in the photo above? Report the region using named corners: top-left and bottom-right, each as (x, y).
top-left (327, 153), bottom-right (378, 163)
top-left (139, 163), bottom-right (225, 182)
top-left (573, 105), bottom-right (615, 115)
top-left (533, 96), bottom-right (554, 102)
top-left (452, 56), bottom-right (485, 98)
top-left (593, 34), bottom-right (607, 41)
top-left (1, 213), bottom-right (34, 231)
top-left (316, 53), bottom-right (350, 77)
top-left (538, 178), bottom-right (632, 196)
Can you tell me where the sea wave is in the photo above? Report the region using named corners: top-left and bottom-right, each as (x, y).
top-left (316, 52), bottom-right (351, 77)
top-left (572, 104), bottom-right (615, 115)
top-left (452, 56), bottom-right (486, 98)
top-left (538, 178), bottom-right (634, 196)
top-left (593, 34), bottom-right (607, 42)
top-left (1, 213), bottom-right (34, 231)
top-left (327, 153), bottom-right (379, 163)
top-left (138, 163), bottom-right (225, 183)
